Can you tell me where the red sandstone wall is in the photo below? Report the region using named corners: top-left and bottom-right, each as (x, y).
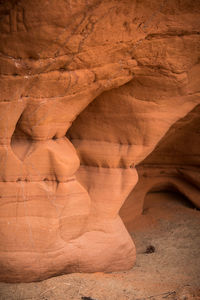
top-left (0, 0), bottom-right (199, 282)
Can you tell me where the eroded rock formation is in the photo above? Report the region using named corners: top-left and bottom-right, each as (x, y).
top-left (120, 104), bottom-right (200, 231)
top-left (0, 0), bottom-right (199, 282)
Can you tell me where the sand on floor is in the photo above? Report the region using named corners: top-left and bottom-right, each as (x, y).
top-left (0, 192), bottom-right (200, 300)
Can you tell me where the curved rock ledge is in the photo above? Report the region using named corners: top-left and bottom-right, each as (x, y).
top-left (0, 0), bottom-right (199, 282)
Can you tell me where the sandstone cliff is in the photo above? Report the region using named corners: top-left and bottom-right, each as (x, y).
top-left (0, 0), bottom-right (199, 282)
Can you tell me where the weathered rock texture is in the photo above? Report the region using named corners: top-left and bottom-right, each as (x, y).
top-left (0, 0), bottom-right (199, 282)
top-left (120, 104), bottom-right (200, 230)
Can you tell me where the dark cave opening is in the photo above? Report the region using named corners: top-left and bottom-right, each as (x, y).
top-left (143, 184), bottom-right (197, 213)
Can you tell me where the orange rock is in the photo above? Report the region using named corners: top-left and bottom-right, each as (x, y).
top-left (0, 0), bottom-right (199, 282)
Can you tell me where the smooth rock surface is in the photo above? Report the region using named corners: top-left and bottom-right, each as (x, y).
top-left (0, 0), bottom-right (199, 282)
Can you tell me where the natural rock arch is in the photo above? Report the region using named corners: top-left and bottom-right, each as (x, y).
top-left (143, 183), bottom-right (196, 209)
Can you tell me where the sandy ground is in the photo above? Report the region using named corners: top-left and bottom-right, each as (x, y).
top-left (0, 192), bottom-right (200, 300)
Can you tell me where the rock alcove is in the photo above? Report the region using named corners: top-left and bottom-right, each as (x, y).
top-left (0, 0), bottom-right (199, 283)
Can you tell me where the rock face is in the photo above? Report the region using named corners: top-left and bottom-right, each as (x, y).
top-left (120, 105), bottom-right (200, 231)
top-left (0, 0), bottom-right (199, 282)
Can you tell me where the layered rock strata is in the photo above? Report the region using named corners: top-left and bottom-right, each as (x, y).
top-left (120, 105), bottom-right (200, 231)
top-left (0, 0), bottom-right (199, 282)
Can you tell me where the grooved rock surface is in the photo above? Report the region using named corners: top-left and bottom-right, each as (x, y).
top-left (120, 105), bottom-right (200, 230)
top-left (0, 0), bottom-right (200, 282)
